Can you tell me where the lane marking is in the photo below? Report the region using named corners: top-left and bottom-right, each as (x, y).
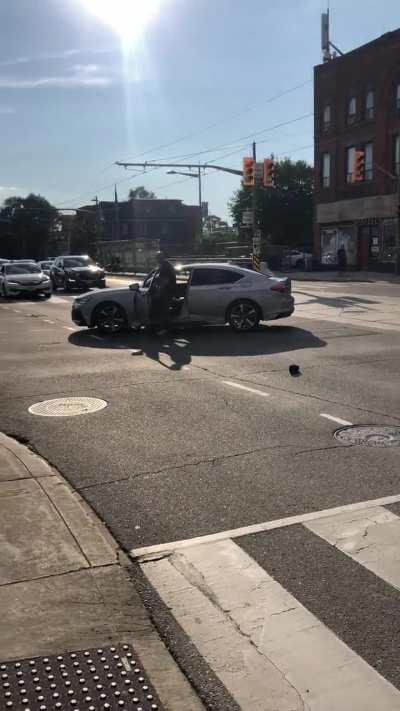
top-left (130, 492), bottom-right (400, 559)
top-left (143, 540), bottom-right (400, 710)
top-left (320, 413), bottom-right (353, 426)
top-left (223, 380), bottom-right (270, 397)
top-left (306, 505), bottom-right (400, 590)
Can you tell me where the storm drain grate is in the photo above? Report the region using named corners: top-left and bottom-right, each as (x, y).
top-left (28, 397), bottom-right (107, 417)
top-left (334, 425), bottom-right (400, 448)
top-left (0, 643), bottom-right (163, 710)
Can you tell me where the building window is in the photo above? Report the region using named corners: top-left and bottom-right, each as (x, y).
top-left (321, 152), bottom-right (330, 188)
top-left (346, 146), bottom-right (356, 183)
top-left (322, 105), bottom-right (331, 131)
top-left (347, 97), bottom-right (357, 124)
top-left (364, 142), bottom-right (373, 181)
top-left (396, 84), bottom-right (400, 110)
top-left (365, 90), bottom-right (374, 120)
top-left (395, 135), bottom-right (400, 176)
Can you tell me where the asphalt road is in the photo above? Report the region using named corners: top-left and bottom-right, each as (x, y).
top-left (1, 275), bottom-right (400, 708)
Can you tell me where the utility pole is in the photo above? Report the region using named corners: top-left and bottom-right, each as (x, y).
top-left (251, 141), bottom-right (262, 271)
top-left (198, 165), bottom-right (203, 245)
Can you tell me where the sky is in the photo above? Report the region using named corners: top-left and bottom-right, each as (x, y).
top-left (0, 0), bottom-right (399, 222)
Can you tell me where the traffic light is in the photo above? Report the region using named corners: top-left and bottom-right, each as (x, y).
top-left (242, 157), bottom-right (255, 187)
top-left (353, 149), bottom-right (365, 182)
top-left (263, 158), bottom-right (276, 187)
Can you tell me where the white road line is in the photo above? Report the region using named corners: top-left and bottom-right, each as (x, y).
top-left (143, 540), bottom-right (400, 710)
top-left (320, 413), bottom-right (353, 426)
top-left (223, 380), bottom-right (270, 397)
top-left (305, 506), bottom-right (400, 590)
top-left (130, 492), bottom-right (400, 559)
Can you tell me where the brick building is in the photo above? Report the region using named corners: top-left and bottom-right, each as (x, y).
top-left (79, 198), bottom-right (201, 254)
top-left (314, 29), bottom-right (400, 270)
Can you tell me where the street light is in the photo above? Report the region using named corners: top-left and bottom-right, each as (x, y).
top-left (166, 168), bottom-right (203, 244)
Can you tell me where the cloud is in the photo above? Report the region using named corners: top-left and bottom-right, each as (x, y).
top-left (0, 106), bottom-right (15, 114)
top-left (0, 76), bottom-right (112, 89)
top-left (0, 48), bottom-right (115, 68)
top-left (0, 186), bottom-right (18, 191)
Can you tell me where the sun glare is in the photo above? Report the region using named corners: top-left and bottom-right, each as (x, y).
top-left (83, 0), bottom-right (164, 45)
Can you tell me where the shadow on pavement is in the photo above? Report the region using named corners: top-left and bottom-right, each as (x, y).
top-left (295, 291), bottom-right (379, 311)
top-left (69, 325), bottom-right (326, 371)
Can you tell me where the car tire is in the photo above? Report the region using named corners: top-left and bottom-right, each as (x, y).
top-left (227, 300), bottom-right (261, 332)
top-left (94, 302), bottom-right (127, 334)
top-left (97, 280), bottom-right (106, 289)
top-left (42, 293), bottom-right (52, 300)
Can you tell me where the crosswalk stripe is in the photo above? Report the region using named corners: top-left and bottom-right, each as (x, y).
top-left (305, 505), bottom-right (400, 591)
top-left (142, 538), bottom-right (400, 710)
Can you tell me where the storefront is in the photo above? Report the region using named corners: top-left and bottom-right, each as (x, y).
top-left (320, 218), bottom-right (398, 270)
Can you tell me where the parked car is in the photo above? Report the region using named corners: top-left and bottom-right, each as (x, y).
top-left (0, 261), bottom-right (52, 298)
top-left (71, 262), bottom-right (294, 334)
top-left (0, 258), bottom-right (10, 266)
top-left (38, 260), bottom-right (54, 276)
top-left (51, 255), bottom-right (106, 292)
top-left (284, 250), bottom-right (313, 269)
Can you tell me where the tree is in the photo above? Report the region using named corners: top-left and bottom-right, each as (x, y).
top-left (128, 186), bottom-right (156, 199)
top-left (0, 193), bottom-right (59, 259)
top-left (229, 159), bottom-right (314, 249)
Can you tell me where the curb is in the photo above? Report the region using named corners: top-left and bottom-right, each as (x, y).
top-left (0, 432), bottom-right (205, 711)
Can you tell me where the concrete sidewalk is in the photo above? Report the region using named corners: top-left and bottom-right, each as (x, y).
top-left (0, 432), bottom-right (204, 711)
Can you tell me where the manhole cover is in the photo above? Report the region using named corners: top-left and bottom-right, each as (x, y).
top-left (334, 425), bottom-right (400, 448)
top-left (28, 397), bottom-right (107, 417)
top-left (0, 642), bottom-right (163, 709)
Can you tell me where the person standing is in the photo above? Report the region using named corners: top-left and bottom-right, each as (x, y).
top-left (337, 245), bottom-right (347, 272)
top-left (150, 251), bottom-right (176, 335)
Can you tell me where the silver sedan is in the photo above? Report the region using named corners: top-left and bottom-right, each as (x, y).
top-left (71, 263), bottom-right (295, 334)
top-left (0, 262), bottom-right (52, 298)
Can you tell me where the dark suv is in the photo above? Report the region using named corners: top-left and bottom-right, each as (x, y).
top-left (51, 255), bottom-right (106, 292)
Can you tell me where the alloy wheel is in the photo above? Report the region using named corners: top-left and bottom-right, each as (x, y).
top-left (95, 304), bottom-right (126, 334)
top-left (229, 301), bottom-right (259, 331)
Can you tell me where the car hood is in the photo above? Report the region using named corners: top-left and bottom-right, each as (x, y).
top-left (7, 273), bottom-right (46, 283)
top-left (75, 286), bottom-right (130, 301)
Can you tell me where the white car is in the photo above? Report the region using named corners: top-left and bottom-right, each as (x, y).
top-left (72, 262), bottom-right (294, 334)
top-left (0, 262), bottom-right (52, 298)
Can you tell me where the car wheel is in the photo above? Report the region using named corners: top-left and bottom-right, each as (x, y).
top-left (227, 300), bottom-right (260, 332)
top-left (97, 280), bottom-right (106, 289)
top-left (94, 302), bottom-right (127, 334)
top-left (42, 293), bottom-right (51, 300)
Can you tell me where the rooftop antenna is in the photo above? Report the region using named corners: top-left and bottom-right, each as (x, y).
top-left (321, 7), bottom-right (344, 62)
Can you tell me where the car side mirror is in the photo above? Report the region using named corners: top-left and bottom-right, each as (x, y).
top-left (129, 282), bottom-right (139, 291)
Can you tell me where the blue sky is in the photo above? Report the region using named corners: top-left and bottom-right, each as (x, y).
top-left (0, 0), bottom-right (399, 221)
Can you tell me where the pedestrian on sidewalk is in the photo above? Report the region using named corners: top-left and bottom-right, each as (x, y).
top-left (337, 245), bottom-right (347, 273)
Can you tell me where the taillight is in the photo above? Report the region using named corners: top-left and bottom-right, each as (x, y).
top-left (271, 279), bottom-right (290, 293)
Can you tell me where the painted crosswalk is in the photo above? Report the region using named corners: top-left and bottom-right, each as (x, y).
top-left (138, 503), bottom-right (400, 710)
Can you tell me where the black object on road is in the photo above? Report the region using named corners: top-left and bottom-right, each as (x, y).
top-left (289, 364), bottom-right (301, 376)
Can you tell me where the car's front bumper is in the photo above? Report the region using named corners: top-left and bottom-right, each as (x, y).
top-left (7, 283), bottom-right (52, 295)
top-left (71, 303), bottom-right (88, 326)
top-left (67, 276), bottom-right (106, 290)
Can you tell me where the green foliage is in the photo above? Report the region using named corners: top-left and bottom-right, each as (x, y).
top-left (128, 186), bottom-right (156, 199)
top-left (229, 159), bottom-right (314, 248)
top-left (0, 193), bottom-right (59, 259)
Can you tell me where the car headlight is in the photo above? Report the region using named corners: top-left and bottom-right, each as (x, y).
top-left (75, 294), bottom-right (94, 305)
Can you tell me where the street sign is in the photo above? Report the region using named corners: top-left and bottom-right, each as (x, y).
top-left (242, 210), bottom-right (253, 225)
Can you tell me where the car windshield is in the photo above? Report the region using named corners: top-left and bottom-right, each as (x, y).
top-left (6, 264), bottom-right (41, 275)
top-left (64, 257), bottom-right (95, 268)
